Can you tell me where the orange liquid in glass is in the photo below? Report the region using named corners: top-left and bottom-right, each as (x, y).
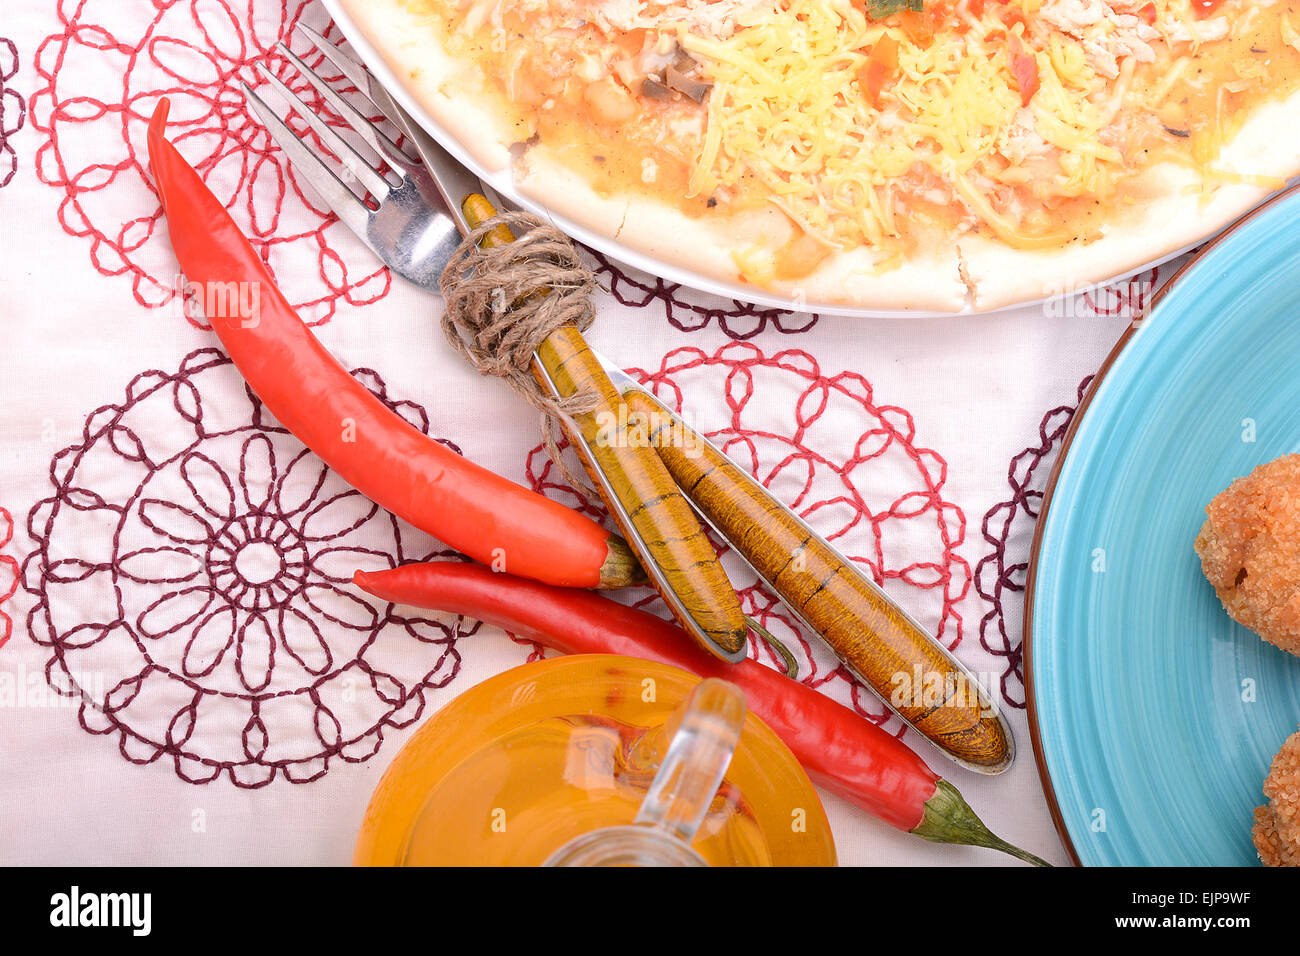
top-left (354, 655), bottom-right (836, 866)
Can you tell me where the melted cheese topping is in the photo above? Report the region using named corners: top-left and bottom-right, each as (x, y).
top-left (683, 0), bottom-right (1295, 262)
top-left (419, 0), bottom-right (1300, 276)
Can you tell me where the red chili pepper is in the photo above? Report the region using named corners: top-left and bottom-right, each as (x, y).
top-left (353, 561), bottom-right (1050, 864)
top-left (1139, 2), bottom-right (1158, 26)
top-left (146, 99), bottom-right (639, 589)
top-left (1190, 0), bottom-right (1226, 17)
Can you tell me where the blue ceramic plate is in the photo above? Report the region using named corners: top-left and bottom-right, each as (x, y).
top-left (1027, 187), bottom-right (1300, 866)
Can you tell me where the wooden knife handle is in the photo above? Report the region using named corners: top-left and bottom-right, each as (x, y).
top-left (624, 390), bottom-right (1011, 772)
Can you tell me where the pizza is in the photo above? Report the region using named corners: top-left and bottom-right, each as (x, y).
top-left (334, 0), bottom-right (1300, 311)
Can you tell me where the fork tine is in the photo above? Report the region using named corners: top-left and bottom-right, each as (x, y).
top-left (295, 24), bottom-right (385, 106)
top-left (240, 82), bottom-right (376, 243)
top-left (295, 22), bottom-right (484, 235)
top-left (253, 63), bottom-right (394, 200)
top-left (274, 41), bottom-right (409, 164)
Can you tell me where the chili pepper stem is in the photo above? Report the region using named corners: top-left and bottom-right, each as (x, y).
top-left (599, 536), bottom-right (646, 588)
top-left (912, 779), bottom-right (1051, 866)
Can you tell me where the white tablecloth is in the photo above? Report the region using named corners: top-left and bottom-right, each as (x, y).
top-left (0, 0), bottom-right (1166, 866)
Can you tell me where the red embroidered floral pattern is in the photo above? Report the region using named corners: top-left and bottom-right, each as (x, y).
top-left (0, 37), bottom-right (23, 188)
top-left (975, 376), bottom-right (1093, 707)
top-left (0, 507), bottom-right (16, 650)
top-left (523, 342), bottom-right (968, 731)
top-left (22, 348), bottom-right (473, 787)
top-left (31, 0), bottom-right (390, 322)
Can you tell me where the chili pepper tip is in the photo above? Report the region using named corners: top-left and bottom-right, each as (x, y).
top-left (146, 98), bottom-right (173, 209)
top-left (149, 97), bottom-right (171, 141)
top-left (353, 568), bottom-right (394, 602)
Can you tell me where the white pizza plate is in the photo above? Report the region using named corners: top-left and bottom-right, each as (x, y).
top-left (319, 0), bottom-right (1273, 319)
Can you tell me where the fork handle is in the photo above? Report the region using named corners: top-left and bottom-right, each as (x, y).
top-left (459, 195), bottom-right (750, 661)
top-left (462, 195), bottom-right (516, 249)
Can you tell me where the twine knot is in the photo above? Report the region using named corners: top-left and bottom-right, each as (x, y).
top-left (439, 209), bottom-right (600, 420)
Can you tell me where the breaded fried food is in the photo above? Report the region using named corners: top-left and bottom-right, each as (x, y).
top-left (1253, 726), bottom-right (1300, 867)
top-left (1194, 454), bottom-right (1300, 658)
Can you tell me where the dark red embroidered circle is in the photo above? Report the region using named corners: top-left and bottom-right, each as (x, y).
top-left (31, 0), bottom-right (391, 322)
top-left (523, 342), bottom-right (968, 733)
top-left (1082, 266), bottom-right (1160, 318)
top-left (588, 250), bottom-right (819, 340)
top-left (975, 375), bottom-right (1093, 708)
top-left (22, 348), bottom-right (475, 787)
top-left (971, 263), bottom-right (1169, 707)
top-left (0, 36), bottom-right (24, 188)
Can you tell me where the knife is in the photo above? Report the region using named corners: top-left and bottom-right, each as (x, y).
top-left (592, 353), bottom-right (1015, 774)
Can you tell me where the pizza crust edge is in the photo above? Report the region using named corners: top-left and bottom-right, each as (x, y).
top-left (958, 89), bottom-right (1300, 311)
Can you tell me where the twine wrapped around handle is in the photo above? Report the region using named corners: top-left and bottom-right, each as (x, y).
top-left (439, 209), bottom-right (601, 419)
top-left (438, 209), bottom-right (601, 494)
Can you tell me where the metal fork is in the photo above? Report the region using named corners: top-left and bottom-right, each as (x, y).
top-left (241, 24), bottom-right (466, 288)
